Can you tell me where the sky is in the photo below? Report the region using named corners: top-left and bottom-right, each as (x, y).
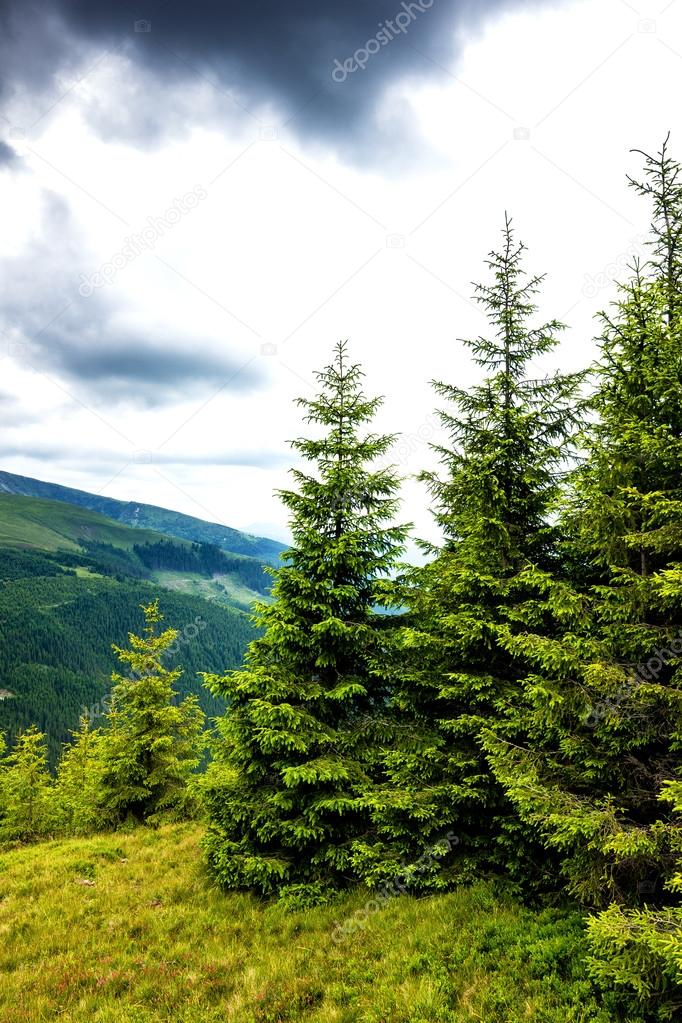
top-left (0, 0), bottom-right (681, 547)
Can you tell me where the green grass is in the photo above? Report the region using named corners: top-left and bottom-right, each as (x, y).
top-left (151, 569), bottom-right (262, 609)
top-left (0, 494), bottom-right (168, 552)
top-left (0, 824), bottom-right (622, 1023)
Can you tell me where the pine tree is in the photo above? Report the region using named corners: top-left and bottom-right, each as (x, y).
top-left (0, 726), bottom-right (55, 842)
top-left (55, 714), bottom-right (105, 836)
top-left (202, 341), bottom-right (408, 901)
top-left (483, 141), bottom-right (682, 909)
top-left (99, 600), bottom-right (205, 825)
top-left (362, 217), bottom-right (583, 890)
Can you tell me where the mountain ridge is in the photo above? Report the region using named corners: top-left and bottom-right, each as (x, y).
top-left (0, 470), bottom-right (287, 564)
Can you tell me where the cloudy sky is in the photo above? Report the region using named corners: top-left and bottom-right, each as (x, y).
top-left (0, 0), bottom-right (680, 545)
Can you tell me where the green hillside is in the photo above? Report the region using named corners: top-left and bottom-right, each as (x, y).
top-left (0, 470), bottom-right (287, 564)
top-left (0, 493), bottom-right (271, 606)
top-left (0, 493), bottom-right (170, 552)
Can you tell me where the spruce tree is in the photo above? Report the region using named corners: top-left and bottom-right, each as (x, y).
top-left (55, 714), bottom-right (105, 836)
top-left (362, 217), bottom-right (583, 890)
top-left (483, 141), bottom-right (682, 909)
top-left (202, 341), bottom-right (408, 900)
top-left (586, 778), bottom-right (682, 1018)
top-left (0, 726), bottom-right (55, 843)
top-left (99, 600), bottom-right (205, 825)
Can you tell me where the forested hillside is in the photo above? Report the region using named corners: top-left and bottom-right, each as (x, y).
top-left (0, 496), bottom-right (261, 761)
top-left (0, 558), bottom-right (255, 763)
top-left (0, 493), bottom-right (273, 603)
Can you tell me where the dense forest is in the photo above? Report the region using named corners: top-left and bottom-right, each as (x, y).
top-left (132, 538), bottom-right (271, 591)
top-left (3, 140), bottom-right (682, 1021)
top-left (0, 546), bottom-right (256, 762)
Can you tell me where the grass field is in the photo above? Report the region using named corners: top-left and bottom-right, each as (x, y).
top-left (0, 824), bottom-right (624, 1023)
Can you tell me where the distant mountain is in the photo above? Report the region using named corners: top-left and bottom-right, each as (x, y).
top-left (0, 470), bottom-right (287, 565)
top-left (0, 492), bottom-right (170, 553)
top-left (0, 493), bottom-right (260, 763)
top-left (0, 493), bottom-right (272, 607)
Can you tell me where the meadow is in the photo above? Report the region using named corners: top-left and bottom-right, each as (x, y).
top-left (0, 823), bottom-right (619, 1023)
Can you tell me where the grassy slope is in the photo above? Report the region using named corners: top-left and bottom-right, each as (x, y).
top-left (151, 569), bottom-right (267, 610)
top-left (0, 469), bottom-right (287, 563)
top-left (0, 494), bottom-right (177, 552)
top-left (0, 825), bottom-right (618, 1023)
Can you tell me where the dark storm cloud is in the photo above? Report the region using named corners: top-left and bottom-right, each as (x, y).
top-left (28, 322), bottom-right (262, 407)
top-left (0, 0), bottom-right (551, 155)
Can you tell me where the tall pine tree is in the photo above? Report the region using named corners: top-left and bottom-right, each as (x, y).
top-left (202, 341), bottom-right (408, 901)
top-left (483, 140), bottom-right (682, 914)
top-left (362, 217), bottom-right (583, 891)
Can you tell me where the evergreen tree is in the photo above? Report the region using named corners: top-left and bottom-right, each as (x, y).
top-left (55, 714), bottom-right (106, 836)
top-left (362, 217), bottom-right (583, 891)
top-left (585, 778), bottom-right (682, 1019)
top-left (0, 726), bottom-right (55, 842)
top-left (483, 141), bottom-right (682, 909)
top-left (99, 600), bottom-right (205, 825)
top-left (202, 341), bottom-right (408, 900)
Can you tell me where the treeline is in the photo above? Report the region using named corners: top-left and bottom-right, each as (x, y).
top-left (133, 539), bottom-right (269, 592)
top-left (0, 550), bottom-right (69, 581)
top-left (5, 535), bottom-right (273, 593)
